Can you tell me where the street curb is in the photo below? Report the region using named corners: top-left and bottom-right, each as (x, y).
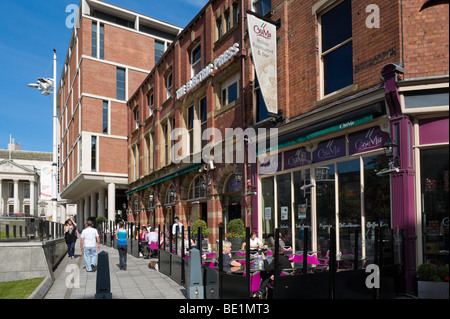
top-left (27, 276), bottom-right (53, 299)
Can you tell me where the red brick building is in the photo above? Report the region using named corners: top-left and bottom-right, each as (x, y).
top-left (126, 0), bottom-right (448, 294)
top-left (57, 0), bottom-right (182, 230)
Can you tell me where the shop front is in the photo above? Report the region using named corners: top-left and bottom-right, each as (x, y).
top-left (257, 102), bottom-right (392, 264)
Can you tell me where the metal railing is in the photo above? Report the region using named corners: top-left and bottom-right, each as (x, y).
top-left (0, 216), bottom-right (64, 242)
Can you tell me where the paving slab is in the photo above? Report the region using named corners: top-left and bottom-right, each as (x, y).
top-left (44, 244), bottom-right (186, 299)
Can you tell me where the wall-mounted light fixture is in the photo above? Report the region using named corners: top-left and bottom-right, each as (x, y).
top-left (377, 138), bottom-right (400, 176)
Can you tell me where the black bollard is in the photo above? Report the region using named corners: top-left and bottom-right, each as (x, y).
top-left (95, 251), bottom-right (112, 299)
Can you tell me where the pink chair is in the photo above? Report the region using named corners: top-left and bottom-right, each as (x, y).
top-left (267, 250), bottom-right (273, 256)
top-left (243, 271), bottom-right (261, 292)
top-left (289, 254), bottom-right (303, 263)
top-left (307, 253), bottom-right (320, 265)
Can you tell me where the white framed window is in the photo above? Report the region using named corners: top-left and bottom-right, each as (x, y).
top-left (148, 92), bottom-right (154, 117)
top-left (134, 107), bottom-right (139, 130)
top-left (191, 44), bottom-right (202, 77)
top-left (319, 0), bottom-right (353, 96)
top-left (166, 72), bottom-right (173, 100)
top-left (221, 74), bottom-right (240, 106)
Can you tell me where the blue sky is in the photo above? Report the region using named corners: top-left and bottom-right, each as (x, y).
top-left (0, 0), bottom-right (208, 153)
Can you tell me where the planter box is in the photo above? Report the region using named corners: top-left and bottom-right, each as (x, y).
top-left (418, 281), bottom-right (449, 299)
top-left (228, 237), bottom-right (244, 251)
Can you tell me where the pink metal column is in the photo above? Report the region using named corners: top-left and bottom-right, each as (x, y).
top-left (382, 63), bottom-right (417, 293)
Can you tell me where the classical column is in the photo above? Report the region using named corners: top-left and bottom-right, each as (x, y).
top-left (77, 199), bottom-right (83, 230)
top-left (107, 183), bottom-right (115, 223)
top-left (13, 179), bottom-right (19, 214)
top-left (98, 188), bottom-right (105, 218)
top-left (30, 180), bottom-right (36, 216)
top-left (84, 195), bottom-right (90, 223)
top-left (90, 192), bottom-right (97, 219)
top-left (0, 179), bottom-right (3, 215)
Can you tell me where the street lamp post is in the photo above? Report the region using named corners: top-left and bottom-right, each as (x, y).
top-left (28, 50), bottom-right (58, 222)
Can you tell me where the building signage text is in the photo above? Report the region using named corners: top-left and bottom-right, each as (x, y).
top-left (176, 43), bottom-right (240, 100)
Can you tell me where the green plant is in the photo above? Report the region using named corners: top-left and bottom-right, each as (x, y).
top-left (96, 216), bottom-right (107, 223)
top-left (436, 264), bottom-right (449, 282)
top-left (191, 220), bottom-right (209, 237)
top-left (226, 218), bottom-right (245, 238)
top-left (418, 263), bottom-right (440, 282)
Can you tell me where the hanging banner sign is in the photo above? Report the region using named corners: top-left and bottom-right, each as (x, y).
top-left (40, 166), bottom-right (52, 199)
top-left (247, 12), bottom-right (278, 114)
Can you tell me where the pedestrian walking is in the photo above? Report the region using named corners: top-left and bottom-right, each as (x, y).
top-left (80, 220), bottom-right (100, 272)
top-left (64, 218), bottom-right (78, 259)
top-left (116, 221), bottom-right (128, 270)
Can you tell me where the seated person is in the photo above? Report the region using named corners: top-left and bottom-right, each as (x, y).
top-left (241, 231), bottom-right (263, 251)
top-left (223, 241), bottom-right (242, 269)
top-left (139, 227), bottom-right (149, 257)
top-left (253, 249), bottom-right (292, 299)
top-left (145, 228), bottom-right (159, 258)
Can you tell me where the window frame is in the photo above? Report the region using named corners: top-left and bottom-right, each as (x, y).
top-left (191, 43), bottom-right (202, 78)
top-left (148, 91), bottom-right (154, 117)
top-left (318, 0), bottom-right (353, 98)
top-left (166, 71), bottom-right (173, 100)
top-left (116, 67), bottom-right (126, 101)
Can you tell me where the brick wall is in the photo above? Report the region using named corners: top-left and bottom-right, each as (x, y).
top-left (402, 0), bottom-right (449, 78)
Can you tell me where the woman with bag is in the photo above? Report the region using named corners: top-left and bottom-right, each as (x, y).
top-left (64, 218), bottom-right (78, 259)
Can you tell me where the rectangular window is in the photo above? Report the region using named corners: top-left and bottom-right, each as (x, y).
top-left (254, 0), bottom-right (272, 16)
top-left (162, 123), bottom-right (168, 166)
top-left (233, 3), bottom-right (240, 25)
top-left (148, 92), bottom-right (154, 117)
top-left (261, 177), bottom-right (274, 241)
top-left (99, 23), bottom-right (104, 59)
top-left (151, 132), bottom-right (155, 171)
top-left (225, 12), bottom-right (231, 32)
top-left (91, 136), bottom-right (97, 172)
top-left (92, 22), bottom-right (97, 57)
top-left (191, 44), bottom-right (201, 77)
top-left (102, 100), bottom-right (108, 133)
top-left (316, 164), bottom-right (335, 257)
top-left (200, 97), bottom-right (207, 148)
top-left (221, 76), bottom-right (239, 106)
top-left (116, 68), bottom-right (126, 100)
top-left (166, 72), bottom-right (172, 100)
top-left (217, 18), bottom-right (223, 39)
top-left (145, 136), bottom-right (150, 174)
top-left (134, 108), bottom-right (139, 130)
top-left (187, 106), bottom-right (194, 155)
top-left (294, 170), bottom-right (312, 250)
top-left (320, 0), bottom-right (353, 96)
top-left (337, 159), bottom-right (361, 254)
top-left (155, 41), bottom-right (165, 64)
top-left (24, 183), bottom-right (30, 199)
top-left (277, 173), bottom-right (292, 248)
top-left (133, 146), bottom-right (137, 180)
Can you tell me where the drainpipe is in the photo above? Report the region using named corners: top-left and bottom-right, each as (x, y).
top-left (381, 63), bottom-right (417, 294)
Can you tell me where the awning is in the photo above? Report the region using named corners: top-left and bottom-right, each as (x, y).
top-left (125, 163), bottom-right (202, 196)
top-left (257, 101), bottom-right (385, 155)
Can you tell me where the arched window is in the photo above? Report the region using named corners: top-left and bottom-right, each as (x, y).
top-left (189, 175), bottom-right (206, 199)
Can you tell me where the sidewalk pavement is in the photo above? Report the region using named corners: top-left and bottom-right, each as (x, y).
top-left (44, 244), bottom-right (187, 299)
